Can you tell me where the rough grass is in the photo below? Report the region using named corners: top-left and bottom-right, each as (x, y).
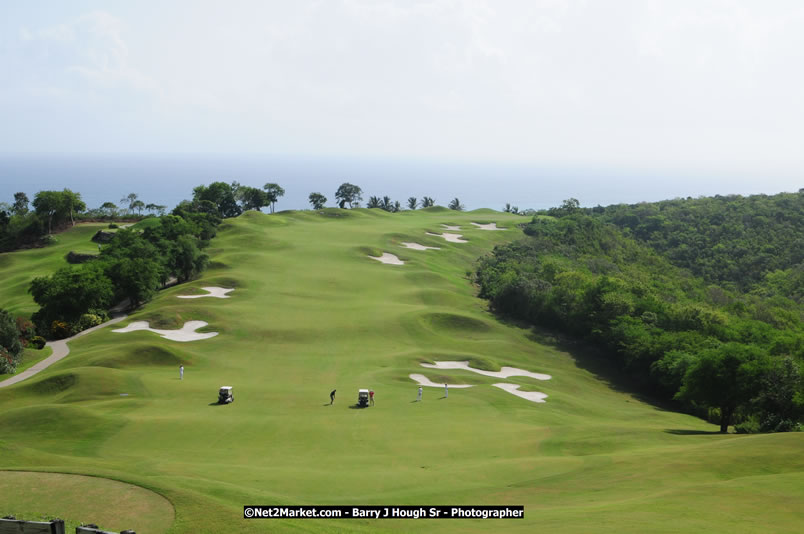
top-left (0, 209), bottom-right (802, 534)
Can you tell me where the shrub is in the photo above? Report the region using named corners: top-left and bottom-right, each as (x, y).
top-left (108, 223), bottom-right (119, 229)
top-left (29, 336), bottom-right (47, 350)
top-left (15, 317), bottom-right (35, 341)
top-left (69, 313), bottom-right (103, 336)
top-left (50, 320), bottom-right (71, 339)
top-left (735, 417), bottom-right (761, 434)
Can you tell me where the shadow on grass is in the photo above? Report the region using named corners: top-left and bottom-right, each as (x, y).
top-left (348, 404), bottom-right (370, 410)
top-left (208, 402), bottom-right (231, 406)
top-left (664, 429), bottom-right (723, 436)
top-left (493, 314), bottom-right (680, 413)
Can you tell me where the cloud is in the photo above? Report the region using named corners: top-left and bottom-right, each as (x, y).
top-left (17, 10), bottom-right (156, 92)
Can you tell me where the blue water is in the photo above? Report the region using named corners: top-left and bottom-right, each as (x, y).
top-left (0, 154), bottom-right (797, 213)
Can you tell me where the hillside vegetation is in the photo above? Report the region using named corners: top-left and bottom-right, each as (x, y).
top-left (477, 193), bottom-right (803, 433)
top-left (1, 206), bottom-right (803, 533)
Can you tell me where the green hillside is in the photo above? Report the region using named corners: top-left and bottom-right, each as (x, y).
top-left (0, 223), bottom-right (106, 316)
top-left (1, 209), bottom-right (803, 533)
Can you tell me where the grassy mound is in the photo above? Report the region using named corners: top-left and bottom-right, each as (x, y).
top-left (0, 471), bottom-right (174, 534)
top-left (0, 208), bottom-right (801, 534)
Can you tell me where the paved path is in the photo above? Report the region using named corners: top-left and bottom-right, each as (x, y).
top-left (0, 315), bottom-right (128, 389)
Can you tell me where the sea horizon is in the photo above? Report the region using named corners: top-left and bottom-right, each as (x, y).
top-left (0, 153), bottom-right (799, 214)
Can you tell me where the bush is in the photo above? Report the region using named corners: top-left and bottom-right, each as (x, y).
top-left (50, 320), bottom-right (71, 339)
top-left (69, 313), bottom-right (103, 336)
top-left (108, 223), bottom-right (119, 229)
top-left (29, 336), bottom-right (46, 349)
top-left (735, 417), bottom-right (761, 434)
top-left (15, 317), bottom-right (35, 341)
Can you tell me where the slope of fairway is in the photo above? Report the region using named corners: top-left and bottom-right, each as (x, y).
top-left (1, 208), bottom-right (802, 533)
top-left (0, 223), bottom-right (107, 316)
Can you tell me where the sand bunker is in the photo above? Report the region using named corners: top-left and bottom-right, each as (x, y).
top-left (113, 320), bottom-right (218, 342)
top-left (369, 253), bottom-right (405, 265)
top-left (400, 242), bottom-right (441, 251)
top-left (492, 383), bottom-right (548, 403)
top-left (421, 361), bottom-right (551, 380)
top-left (471, 222), bottom-right (507, 231)
top-left (426, 232), bottom-right (468, 243)
top-left (409, 374), bottom-right (473, 388)
top-left (441, 224), bottom-right (462, 231)
top-left (177, 286), bottom-right (234, 299)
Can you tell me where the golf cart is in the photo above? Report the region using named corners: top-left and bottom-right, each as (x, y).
top-left (358, 389), bottom-right (369, 408)
top-left (218, 386), bottom-right (233, 404)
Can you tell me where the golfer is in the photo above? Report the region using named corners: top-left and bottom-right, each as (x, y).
top-left (445, 383), bottom-right (448, 398)
top-left (330, 389), bottom-right (336, 405)
top-left (180, 365), bottom-right (184, 380)
top-left (417, 386), bottom-right (422, 402)
top-left (369, 389), bottom-right (375, 406)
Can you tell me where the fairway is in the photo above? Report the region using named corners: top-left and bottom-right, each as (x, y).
top-left (1, 209), bottom-right (802, 534)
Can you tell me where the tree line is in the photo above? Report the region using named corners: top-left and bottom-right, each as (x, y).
top-left (476, 195), bottom-right (803, 433)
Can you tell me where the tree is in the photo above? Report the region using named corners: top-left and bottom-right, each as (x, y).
top-left (131, 200), bottom-right (145, 216)
top-left (169, 235), bottom-right (208, 282)
top-left (29, 263), bottom-right (115, 330)
top-left (421, 196), bottom-right (435, 208)
top-left (101, 202), bottom-right (119, 218)
top-left (308, 192), bottom-right (327, 210)
top-left (676, 344), bottom-right (766, 433)
top-left (13, 193), bottom-right (29, 216)
top-left (237, 187), bottom-right (269, 211)
top-left (448, 198), bottom-right (465, 211)
top-left (0, 309), bottom-right (23, 374)
top-left (263, 183), bottom-right (285, 213)
top-left (407, 197), bottom-right (418, 210)
top-left (146, 203), bottom-right (167, 216)
top-left (120, 193), bottom-right (139, 214)
top-left (60, 189), bottom-right (86, 226)
top-left (754, 356), bottom-right (804, 432)
top-left (192, 182), bottom-right (241, 218)
top-left (393, 200), bottom-right (401, 213)
top-left (33, 190), bottom-right (63, 234)
top-left (367, 196), bottom-right (382, 209)
top-left (335, 183), bottom-right (363, 209)
top-left (504, 203), bottom-right (512, 213)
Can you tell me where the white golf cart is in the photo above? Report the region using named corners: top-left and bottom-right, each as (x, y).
top-left (218, 386), bottom-right (234, 404)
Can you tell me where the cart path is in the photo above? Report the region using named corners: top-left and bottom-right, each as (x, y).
top-left (0, 314), bottom-right (128, 389)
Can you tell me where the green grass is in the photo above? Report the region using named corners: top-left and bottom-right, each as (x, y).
top-left (0, 346), bottom-right (53, 383)
top-left (0, 223), bottom-right (108, 316)
top-left (0, 208), bottom-right (802, 534)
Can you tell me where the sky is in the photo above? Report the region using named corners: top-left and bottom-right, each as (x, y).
top-left (1, 0), bottom-right (803, 192)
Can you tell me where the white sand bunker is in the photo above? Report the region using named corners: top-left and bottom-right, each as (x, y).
top-left (493, 383), bottom-right (548, 403)
top-left (369, 253), bottom-right (404, 265)
top-left (471, 222), bottom-right (507, 231)
top-left (426, 232), bottom-right (468, 243)
top-left (177, 286), bottom-right (234, 299)
top-left (409, 374), bottom-right (473, 388)
top-left (441, 224), bottom-right (462, 231)
top-left (400, 242), bottom-right (441, 251)
top-left (113, 320), bottom-right (218, 342)
top-left (421, 361), bottom-right (551, 381)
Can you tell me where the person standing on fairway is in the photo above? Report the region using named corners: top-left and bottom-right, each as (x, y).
top-left (417, 386), bottom-right (422, 401)
top-left (330, 389), bottom-right (336, 405)
top-left (445, 383), bottom-right (448, 398)
top-left (180, 365), bottom-right (184, 380)
top-left (369, 389), bottom-right (375, 406)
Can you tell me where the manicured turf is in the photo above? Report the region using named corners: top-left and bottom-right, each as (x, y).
top-left (0, 346), bottom-right (52, 383)
top-left (0, 471), bottom-right (174, 533)
top-left (0, 223), bottom-right (107, 316)
top-left (0, 208), bottom-right (802, 533)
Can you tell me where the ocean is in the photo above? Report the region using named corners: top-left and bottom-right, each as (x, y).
top-left (0, 154), bottom-right (797, 213)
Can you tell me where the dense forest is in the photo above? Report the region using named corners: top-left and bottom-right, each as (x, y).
top-left (477, 192), bottom-right (803, 433)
